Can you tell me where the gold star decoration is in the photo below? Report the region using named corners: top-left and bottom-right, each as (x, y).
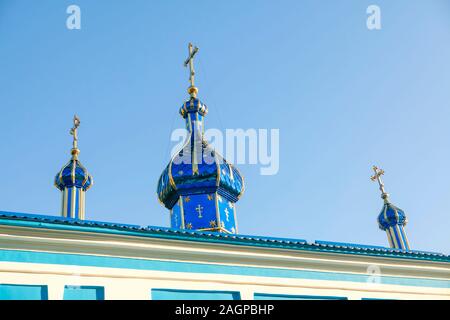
top-left (184, 196), bottom-right (191, 203)
top-left (209, 220), bottom-right (217, 227)
top-left (186, 223), bottom-right (193, 229)
top-left (207, 194), bottom-right (213, 201)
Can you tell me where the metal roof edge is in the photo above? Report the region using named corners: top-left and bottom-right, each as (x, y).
top-left (0, 211), bottom-right (448, 263)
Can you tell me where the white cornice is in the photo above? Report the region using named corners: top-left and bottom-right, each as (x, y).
top-left (0, 225), bottom-right (449, 282)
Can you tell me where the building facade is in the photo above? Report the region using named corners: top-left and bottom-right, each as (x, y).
top-left (0, 44), bottom-right (449, 300)
top-left (0, 212), bottom-right (449, 300)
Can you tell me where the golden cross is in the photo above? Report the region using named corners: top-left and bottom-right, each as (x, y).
top-left (184, 42), bottom-right (199, 95)
top-left (69, 115), bottom-right (81, 152)
top-left (224, 207), bottom-right (229, 221)
top-left (371, 165), bottom-right (387, 196)
top-left (195, 204), bottom-right (203, 218)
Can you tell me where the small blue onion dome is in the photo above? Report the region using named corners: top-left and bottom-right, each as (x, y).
top-left (179, 97), bottom-right (208, 118)
top-left (55, 159), bottom-right (93, 191)
top-left (377, 202), bottom-right (408, 230)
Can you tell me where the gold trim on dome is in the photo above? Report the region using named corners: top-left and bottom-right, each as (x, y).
top-left (197, 226), bottom-right (231, 233)
top-left (179, 196), bottom-right (185, 229)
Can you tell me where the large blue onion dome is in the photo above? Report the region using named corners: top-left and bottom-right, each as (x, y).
top-left (157, 97), bottom-right (244, 209)
top-left (377, 201), bottom-right (408, 230)
top-left (157, 148), bottom-right (245, 209)
top-left (55, 156), bottom-right (93, 191)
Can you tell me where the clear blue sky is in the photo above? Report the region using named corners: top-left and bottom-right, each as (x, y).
top-left (1, 0), bottom-right (449, 253)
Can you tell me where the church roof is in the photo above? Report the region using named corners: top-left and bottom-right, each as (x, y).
top-left (0, 211), bottom-right (448, 263)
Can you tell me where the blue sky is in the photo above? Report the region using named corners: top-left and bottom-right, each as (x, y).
top-left (0, 0), bottom-right (449, 253)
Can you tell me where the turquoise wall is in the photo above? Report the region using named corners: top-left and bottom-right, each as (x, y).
top-left (63, 286), bottom-right (105, 300)
top-left (1, 249), bottom-right (448, 289)
top-left (152, 289), bottom-right (241, 300)
top-left (0, 284), bottom-right (48, 300)
top-left (254, 293), bottom-right (347, 300)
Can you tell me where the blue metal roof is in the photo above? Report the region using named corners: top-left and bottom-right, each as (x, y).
top-left (0, 211), bottom-right (448, 263)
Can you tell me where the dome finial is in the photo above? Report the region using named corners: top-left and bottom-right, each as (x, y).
top-left (371, 165), bottom-right (389, 202)
top-left (69, 114), bottom-right (81, 160)
top-left (184, 42), bottom-right (199, 98)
